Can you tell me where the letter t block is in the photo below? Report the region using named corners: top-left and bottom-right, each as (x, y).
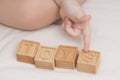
top-left (16, 40), bottom-right (40, 64)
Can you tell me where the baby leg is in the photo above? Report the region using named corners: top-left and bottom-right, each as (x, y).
top-left (0, 0), bottom-right (60, 30)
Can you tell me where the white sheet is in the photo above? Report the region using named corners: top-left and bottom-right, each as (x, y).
top-left (0, 0), bottom-right (120, 80)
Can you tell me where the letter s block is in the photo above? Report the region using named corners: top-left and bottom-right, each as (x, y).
top-left (77, 50), bottom-right (101, 74)
top-left (55, 45), bottom-right (78, 69)
top-left (34, 46), bottom-right (56, 70)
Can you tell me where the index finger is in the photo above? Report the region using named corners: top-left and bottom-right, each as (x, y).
top-left (82, 22), bottom-right (91, 52)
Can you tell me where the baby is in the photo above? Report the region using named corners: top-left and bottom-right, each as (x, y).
top-left (0, 0), bottom-right (91, 51)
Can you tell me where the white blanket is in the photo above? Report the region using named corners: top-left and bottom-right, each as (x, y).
top-left (0, 0), bottom-right (120, 80)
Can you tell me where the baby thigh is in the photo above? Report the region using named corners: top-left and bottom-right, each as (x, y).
top-left (0, 0), bottom-right (60, 30)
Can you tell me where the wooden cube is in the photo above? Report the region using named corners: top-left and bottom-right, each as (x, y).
top-left (16, 40), bottom-right (40, 64)
top-left (55, 45), bottom-right (78, 69)
top-left (34, 46), bottom-right (56, 70)
top-left (77, 50), bottom-right (101, 74)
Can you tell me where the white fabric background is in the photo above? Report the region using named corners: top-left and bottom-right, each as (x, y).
top-left (0, 0), bottom-right (120, 80)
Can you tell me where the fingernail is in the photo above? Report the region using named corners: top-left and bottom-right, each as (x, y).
top-left (83, 49), bottom-right (89, 53)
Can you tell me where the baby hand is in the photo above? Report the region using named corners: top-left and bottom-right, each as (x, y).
top-left (60, 0), bottom-right (91, 51)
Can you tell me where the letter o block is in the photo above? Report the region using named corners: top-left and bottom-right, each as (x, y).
top-left (77, 50), bottom-right (101, 74)
top-left (55, 45), bottom-right (78, 69)
top-left (34, 46), bottom-right (56, 70)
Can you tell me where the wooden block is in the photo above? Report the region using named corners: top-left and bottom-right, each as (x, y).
top-left (16, 40), bottom-right (40, 64)
top-left (55, 45), bottom-right (78, 69)
top-left (34, 46), bottom-right (56, 70)
top-left (77, 50), bottom-right (101, 74)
